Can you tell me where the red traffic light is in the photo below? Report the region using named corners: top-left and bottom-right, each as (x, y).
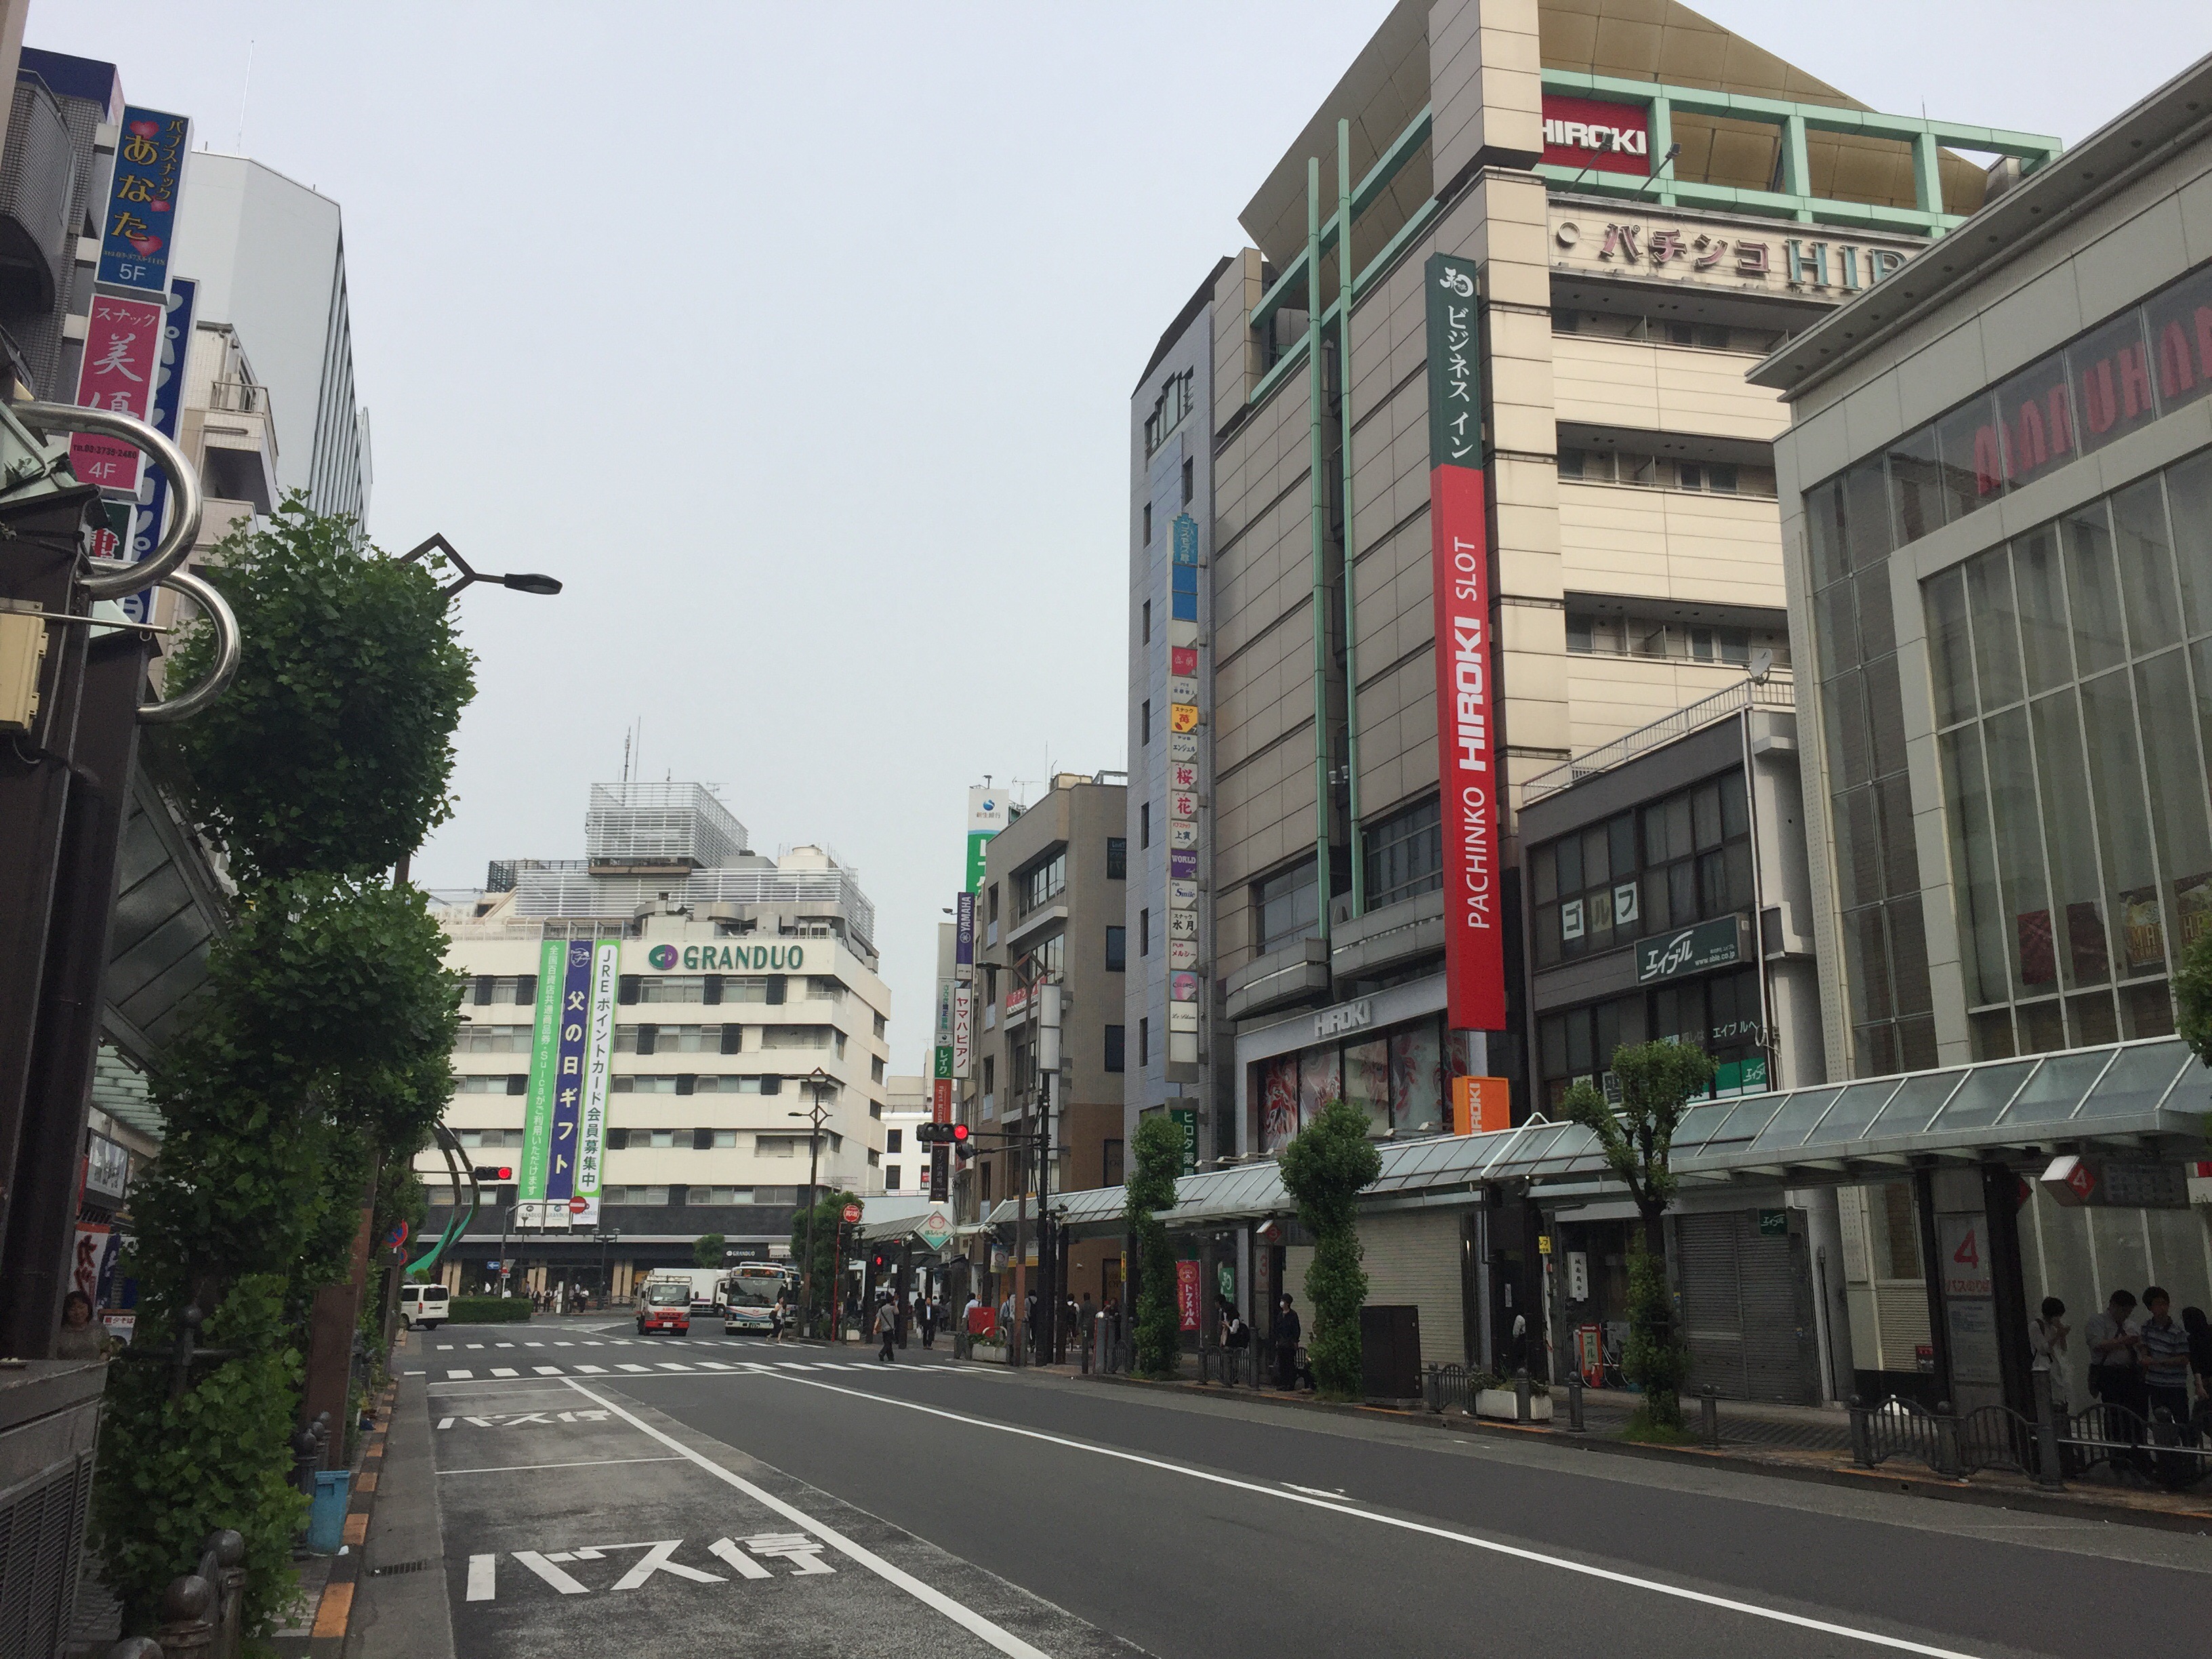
top-left (917, 1122), bottom-right (972, 1145)
top-left (949, 1122), bottom-right (969, 1145)
top-left (471, 1164), bottom-right (512, 1181)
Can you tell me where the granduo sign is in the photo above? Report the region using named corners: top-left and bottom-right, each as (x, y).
top-left (661, 943), bottom-right (808, 972)
top-left (1422, 254), bottom-right (1507, 1032)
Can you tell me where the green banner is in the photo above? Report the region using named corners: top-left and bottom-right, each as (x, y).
top-left (966, 831), bottom-right (991, 893)
top-left (518, 939), bottom-right (565, 1200)
top-left (1168, 1106), bottom-right (1198, 1176)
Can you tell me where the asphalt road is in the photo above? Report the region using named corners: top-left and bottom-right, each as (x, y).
top-left (417, 1317), bottom-right (2212, 1658)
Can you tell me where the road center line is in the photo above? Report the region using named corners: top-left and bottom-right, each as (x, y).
top-left (559, 1378), bottom-right (1050, 1659)
top-left (438, 1455), bottom-right (689, 1476)
top-left (758, 1372), bottom-right (1984, 1659)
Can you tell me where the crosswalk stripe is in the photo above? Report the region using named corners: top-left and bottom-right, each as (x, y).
top-left (533, 1366), bottom-right (563, 1376)
top-left (618, 1364), bottom-right (651, 1373)
top-left (447, 1369), bottom-right (474, 1379)
top-left (657, 1362), bottom-right (695, 1372)
top-left (699, 1361), bottom-right (736, 1370)
top-left (489, 1368), bottom-right (518, 1377)
top-left (573, 1365), bottom-right (607, 1374)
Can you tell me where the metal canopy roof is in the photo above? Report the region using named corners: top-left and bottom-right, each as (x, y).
top-left (988, 1037), bottom-right (2210, 1238)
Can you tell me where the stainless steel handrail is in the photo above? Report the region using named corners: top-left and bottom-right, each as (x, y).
top-left (15, 401), bottom-right (205, 600)
top-left (138, 567), bottom-right (239, 725)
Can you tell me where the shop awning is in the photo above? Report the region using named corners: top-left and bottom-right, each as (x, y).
top-left (996, 1036), bottom-right (2211, 1236)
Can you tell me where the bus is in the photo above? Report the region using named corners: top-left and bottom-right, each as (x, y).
top-left (720, 1262), bottom-right (798, 1334)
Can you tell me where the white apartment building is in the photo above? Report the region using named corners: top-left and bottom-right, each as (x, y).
top-left (878, 1074), bottom-right (930, 1197)
top-left (418, 783), bottom-right (891, 1300)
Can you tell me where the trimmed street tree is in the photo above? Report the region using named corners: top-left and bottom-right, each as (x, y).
top-left (693, 1232), bottom-right (728, 1269)
top-left (789, 1191), bottom-right (861, 1330)
top-left (1559, 1039), bottom-right (1715, 1433)
top-left (1126, 1113), bottom-right (1185, 1377)
top-left (1279, 1098), bottom-right (1382, 1398)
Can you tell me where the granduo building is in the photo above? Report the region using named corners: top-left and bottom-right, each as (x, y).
top-left (1119, 0), bottom-right (2063, 1388)
top-left (417, 783), bottom-right (890, 1300)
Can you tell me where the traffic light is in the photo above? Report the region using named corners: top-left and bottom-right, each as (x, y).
top-left (915, 1122), bottom-right (970, 1146)
top-left (471, 1165), bottom-right (513, 1182)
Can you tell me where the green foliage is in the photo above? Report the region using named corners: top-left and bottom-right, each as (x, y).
top-left (790, 1191), bottom-right (860, 1327)
top-left (91, 1278), bottom-right (306, 1639)
top-left (1279, 1099), bottom-right (1382, 1397)
top-left (371, 1163), bottom-right (428, 1262)
top-left (2177, 928), bottom-right (2212, 1070)
top-left (1126, 1115), bottom-right (1185, 1378)
top-left (161, 496), bottom-right (476, 882)
top-left (1560, 1041), bottom-right (1710, 1431)
top-left (445, 1296), bottom-right (533, 1325)
top-left (693, 1232), bottom-right (727, 1269)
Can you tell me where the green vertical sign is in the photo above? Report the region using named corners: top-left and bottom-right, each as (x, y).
top-left (518, 938), bottom-right (564, 1200)
top-left (966, 831), bottom-right (991, 893)
top-left (1168, 1106), bottom-right (1198, 1176)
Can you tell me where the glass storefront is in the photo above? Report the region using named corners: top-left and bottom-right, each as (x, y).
top-left (1923, 449), bottom-right (2212, 1056)
top-left (1253, 1012), bottom-right (1448, 1153)
top-left (1536, 964), bottom-right (1766, 1108)
top-left (1529, 769), bottom-right (1753, 966)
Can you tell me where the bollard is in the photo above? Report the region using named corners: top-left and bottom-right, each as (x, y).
top-left (1567, 1372), bottom-right (1584, 1433)
top-left (201, 1530), bottom-right (246, 1659)
top-left (104, 1639), bottom-right (164, 1659)
top-left (1847, 1394), bottom-right (1875, 1467)
top-left (1933, 1401), bottom-right (1961, 1478)
top-left (2031, 1366), bottom-right (2065, 1490)
top-left (290, 1420), bottom-right (322, 1497)
top-left (1700, 1385), bottom-right (1719, 1448)
top-left (1425, 1364), bottom-right (1441, 1414)
top-left (1514, 1366), bottom-right (1531, 1425)
top-left (151, 1574), bottom-right (218, 1658)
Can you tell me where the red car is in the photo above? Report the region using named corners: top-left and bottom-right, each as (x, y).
top-left (636, 1281), bottom-right (691, 1335)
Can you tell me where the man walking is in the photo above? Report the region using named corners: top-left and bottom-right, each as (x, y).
top-left (1274, 1294), bottom-right (1302, 1390)
top-left (920, 1294), bottom-right (938, 1349)
top-left (2139, 1286), bottom-right (2192, 1425)
top-left (874, 1294), bottom-right (898, 1364)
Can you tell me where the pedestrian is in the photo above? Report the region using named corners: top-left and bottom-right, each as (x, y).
top-left (2184, 1307), bottom-right (2212, 1412)
top-left (56, 1291), bottom-right (106, 1362)
top-left (771, 1287), bottom-right (789, 1343)
top-left (1273, 1294), bottom-right (1302, 1389)
top-left (874, 1294), bottom-right (898, 1363)
top-left (1079, 1290), bottom-right (1095, 1359)
top-left (2137, 1287), bottom-right (2192, 1427)
top-left (999, 1290), bottom-right (1015, 1340)
top-left (1025, 1291), bottom-right (1041, 1355)
top-left (2030, 1295), bottom-right (2070, 1411)
top-left (2085, 1288), bottom-right (2145, 1417)
top-left (920, 1294), bottom-right (937, 1349)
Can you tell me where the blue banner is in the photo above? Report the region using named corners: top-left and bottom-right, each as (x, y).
top-left (544, 942), bottom-right (595, 1200)
top-left (119, 278), bottom-right (196, 626)
top-left (98, 107), bottom-right (191, 293)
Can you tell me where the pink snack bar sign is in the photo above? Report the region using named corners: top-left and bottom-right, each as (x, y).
top-left (70, 295), bottom-right (164, 492)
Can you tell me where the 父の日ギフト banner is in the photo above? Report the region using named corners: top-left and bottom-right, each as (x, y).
top-left (1425, 252), bottom-right (1507, 1032)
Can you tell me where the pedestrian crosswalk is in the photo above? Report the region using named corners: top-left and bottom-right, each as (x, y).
top-left (432, 1351), bottom-right (985, 1382)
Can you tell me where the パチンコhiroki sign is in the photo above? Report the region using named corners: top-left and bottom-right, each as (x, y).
top-left (521, 939), bottom-right (619, 1226)
top-left (1425, 253), bottom-right (1507, 1031)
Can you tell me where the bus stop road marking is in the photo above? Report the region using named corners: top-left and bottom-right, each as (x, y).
top-left (440, 1455), bottom-right (689, 1477)
top-left (559, 1377), bottom-right (1050, 1659)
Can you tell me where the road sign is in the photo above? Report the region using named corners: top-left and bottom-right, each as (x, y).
top-left (842, 1202), bottom-right (862, 1225)
top-left (918, 1210), bottom-right (952, 1252)
top-left (569, 1197), bottom-right (589, 1215)
top-left (384, 1221), bottom-right (410, 1249)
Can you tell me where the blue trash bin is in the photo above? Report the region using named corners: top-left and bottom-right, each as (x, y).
top-left (308, 1469), bottom-right (352, 1554)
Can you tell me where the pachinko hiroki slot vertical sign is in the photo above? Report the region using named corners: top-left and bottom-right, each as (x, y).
top-left (1424, 253), bottom-right (1507, 1044)
top-left (520, 939), bottom-right (618, 1226)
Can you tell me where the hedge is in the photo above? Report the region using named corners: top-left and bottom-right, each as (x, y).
top-left (440, 1296), bottom-right (533, 1325)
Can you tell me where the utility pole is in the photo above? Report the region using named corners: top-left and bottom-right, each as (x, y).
top-left (1036, 981), bottom-right (1061, 1365)
top-left (792, 1067), bottom-right (832, 1337)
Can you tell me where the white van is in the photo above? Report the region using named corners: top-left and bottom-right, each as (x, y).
top-left (399, 1282), bottom-right (450, 1330)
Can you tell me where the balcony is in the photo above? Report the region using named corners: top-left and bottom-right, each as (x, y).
top-left (1225, 937), bottom-right (1328, 1023)
top-left (1329, 888), bottom-right (1443, 983)
top-left (206, 379), bottom-right (272, 417)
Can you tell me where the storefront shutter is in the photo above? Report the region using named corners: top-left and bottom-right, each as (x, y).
top-left (1359, 1209), bottom-right (1467, 1368)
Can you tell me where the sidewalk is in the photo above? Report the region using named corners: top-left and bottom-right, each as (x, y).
top-left (1069, 1368), bottom-right (2212, 1535)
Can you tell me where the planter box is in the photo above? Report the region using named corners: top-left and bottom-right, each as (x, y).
top-left (1475, 1387), bottom-right (1552, 1422)
top-left (969, 1342), bottom-right (1008, 1364)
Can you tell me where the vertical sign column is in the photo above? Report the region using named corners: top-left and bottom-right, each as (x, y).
top-left (119, 278), bottom-right (197, 624)
top-left (1166, 511), bottom-right (1204, 1073)
top-left (573, 941), bottom-right (619, 1227)
top-left (932, 977), bottom-right (955, 1203)
top-left (967, 786), bottom-right (1005, 894)
top-left (1424, 253), bottom-right (1508, 1042)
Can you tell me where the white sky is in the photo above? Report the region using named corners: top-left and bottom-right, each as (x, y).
top-left (39, 3), bottom-right (2212, 1070)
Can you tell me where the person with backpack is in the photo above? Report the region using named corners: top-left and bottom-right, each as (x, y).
top-left (874, 1294), bottom-right (898, 1363)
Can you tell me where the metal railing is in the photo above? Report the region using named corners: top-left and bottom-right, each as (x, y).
top-left (205, 379), bottom-right (270, 417)
top-left (1521, 673), bottom-right (1795, 802)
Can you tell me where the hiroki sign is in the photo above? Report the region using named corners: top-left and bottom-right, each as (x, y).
top-left (1423, 253), bottom-right (1507, 1033)
top-left (1550, 206), bottom-right (1921, 300)
top-left (1541, 94), bottom-right (1650, 176)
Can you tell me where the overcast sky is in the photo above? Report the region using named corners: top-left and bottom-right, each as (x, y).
top-left (39, 2), bottom-right (2212, 1070)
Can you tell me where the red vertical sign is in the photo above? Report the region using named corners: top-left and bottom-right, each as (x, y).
top-left (1176, 1260), bottom-right (1202, 1332)
top-left (70, 295), bottom-right (165, 491)
top-left (1425, 254), bottom-right (1507, 1031)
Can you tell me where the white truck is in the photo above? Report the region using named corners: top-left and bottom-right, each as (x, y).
top-left (639, 1268), bottom-right (724, 1316)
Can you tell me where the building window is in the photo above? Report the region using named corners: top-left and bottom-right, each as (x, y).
top-left (1105, 926), bottom-right (1126, 972)
top-left (1141, 700), bottom-right (1151, 745)
top-left (1105, 1025), bottom-right (1125, 1072)
top-left (1536, 968), bottom-right (1766, 1107)
top-left (885, 1166), bottom-right (901, 1190)
top-left (1143, 600), bottom-right (1151, 642)
top-left (1140, 802), bottom-right (1150, 848)
top-left (871, 1055), bottom-right (885, 1083)
top-left (1144, 368), bottom-right (1194, 455)
top-left (602, 1186), bottom-right (670, 1207)
top-left (756, 1134), bottom-right (798, 1157)
top-left (1143, 501), bottom-right (1153, 544)
top-left (1140, 908), bottom-right (1149, 956)
top-left (689, 1187), bottom-right (743, 1206)
top-left (1529, 775), bottom-right (1749, 970)
top-left (1106, 836), bottom-right (1126, 880)
top-left (1252, 859), bottom-right (1319, 954)
top-left (1181, 457), bottom-right (1194, 504)
top-left (886, 1129), bottom-right (903, 1154)
top-left (1364, 795), bottom-right (1443, 909)
top-left (1103, 1138), bottom-right (1124, 1185)
top-left (1019, 851), bottom-right (1067, 915)
top-left (1921, 450), bottom-right (2212, 1058)
top-left (1139, 1017), bottom-right (1149, 1066)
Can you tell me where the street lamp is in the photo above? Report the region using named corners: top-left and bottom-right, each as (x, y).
top-left (789, 1067), bottom-right (833, 1337)
top-left (398, 532), bottom-right (562, 601)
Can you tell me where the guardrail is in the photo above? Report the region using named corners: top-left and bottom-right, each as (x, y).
top-left (1520, 674), bottom-right (1795, 802)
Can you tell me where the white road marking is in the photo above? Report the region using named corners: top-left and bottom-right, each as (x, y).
top-left (437, 1416), bottom-right (455, 1430)
top-left (657, 1362), bottom-right (696, 1372)
top-left (618, 1364), bottom-right (651, 1373)
top-left (439, 1456), bottom-right (688, 1476)
top-left (700, 1361), bottom-right (737, 1371)
top-left (610, 1539), bottom-right (724, 1590)
top-left (574, 1364), bottom-right (607, 1374)
top-left (560, 1378), bottom-right (1050, 1659)
top-left (708, 1536), bottom-right (772, 1580)
top-left (437, 1343), bottom-right (453, 1351)
top-left (533, 1366), bottom-right (564, 1376)
top-left (512, 1551), bottom-right (590, 1594)
top-left (763, 1372), bottom-right (1988, 1659)
top-left (466, 1554), bottom-right (495, 1600)
top-left (447, 1370), bottom-right (474, 1379)
top-left (495, 1343), bottom-right (514, 1349)
top-left (1284, 1483), bottom-right (1350, 1499)
top-left (466, 1343), bottom-right (483, 1349)
top-left (489, 1368), bottom-right (519, 1378)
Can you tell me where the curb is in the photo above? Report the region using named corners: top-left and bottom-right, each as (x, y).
top-left (276, 1376), bottom-right (398, 1656)
top-left (1071, 1370), bottom-right (2212, 1537)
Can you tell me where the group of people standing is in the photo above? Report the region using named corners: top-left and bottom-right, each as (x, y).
top-left (2034, 1286), bottom-right (2212, 1429)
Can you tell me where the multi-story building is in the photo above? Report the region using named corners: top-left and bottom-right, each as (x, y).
top-left (879, 1072), bottom-right (930, 1197)
top-left (1126, 0), bottom-right (2060, 1172)
top-left (1755, 54), bottom-right (2212, 1416)
top-left (1, 47), bottom-right (119, 402)
top-left (958, 772), bottom-right (1128, 1311)
top-left (419, 783), bottom-right (890, 1300)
